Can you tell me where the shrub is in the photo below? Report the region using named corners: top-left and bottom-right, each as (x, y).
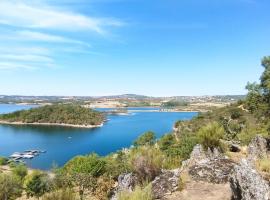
top-left (0, 157), bottom-right (8, 165)
top-left (130, 146), bottom-right (164, 182)
top-left (159, 133), bottom-right (198, 169)
top-left (104, 151), bottom-right (130, 179)
top-left (63, 153), bottom-right (106, 177)
top-left (25, 170), bottom-right (52, 198)
top-left (133, 131), bottom-right (156, 147)
top-left (41, 189), bottom-right (76, 200)
top-left (0, 173), bottom-right (22, 200)
top-left (198, 122), bottom-right (225, 151)
top-left (12, 164), bottom-right (28, 181)
top-left (118, 184), bottom-right (153, 200)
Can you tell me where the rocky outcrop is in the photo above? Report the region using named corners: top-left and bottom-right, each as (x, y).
top-left (189, 158), bottom-right (235, 184)
top-left (181, 144), bottom-right (208, 170)
top-left (110, 173), bottom-right (138, 200)
top-left (117, 173), bottom-right (138, 192)
top-left (151, 169), bottom-right (181, 199)
top-left (230, 159), bottom-right (270, 200)
top-left (247, 135), bottom-right (269, 160)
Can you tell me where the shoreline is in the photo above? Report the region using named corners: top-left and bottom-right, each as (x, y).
top-left (0, 120), bottom-right (104, 128)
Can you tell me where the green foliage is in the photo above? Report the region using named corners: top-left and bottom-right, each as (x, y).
top-left (158, 133), bottom-right (198, 169)
top-left (133, 131), bottom-right (156, 147)
top-left (25, 170), bottom-right (52, 198)
top-left (103, 151), bottom-right (130, 179)
top-left (260, 56), bottom-right (270, 103)
top-left (118, 184), bottom-right (153, 200)
top-left (162, 100), bottom-right (188, 107)
top-left (0, 157), bottom-right (8, 165)
top-left (63, 153), bottom-right (106, 177)
top-left (245, 82), bottom-right (263, 113)
top-left (0, 104), bottom-right (104, 126)
top-left (12, 164), bottom-right (28, 181)
top-left (0, 173), bottom-right (22, 200)
top-left (41, 189), bottom-right (76, 200)
top-left (198, 122), bottom-right (225, 151)
top-left (130, 146), bottom-right (164, 182)
top-left (158, 134), bottom-right (176, 152)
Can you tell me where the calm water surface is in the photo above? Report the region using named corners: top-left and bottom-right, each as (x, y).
top-left (0, 104), bottom-right (197, 169)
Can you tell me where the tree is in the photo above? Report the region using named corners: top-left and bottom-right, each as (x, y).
top-left (0, 173), bottom-right (22, 200)
top-left (260, 56), bottom-right (270, 105)
top-left (245, 82), bottom-right (263, 113)
top-left (62, 154), bottom-right (106, 200)
top-left (133, 131), bottom-right (156, 147)
top-left (25, 171), bottom-right (52, 199)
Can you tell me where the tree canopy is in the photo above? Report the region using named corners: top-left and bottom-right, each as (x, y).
top-left (0, 104), bottom-right (104, 126)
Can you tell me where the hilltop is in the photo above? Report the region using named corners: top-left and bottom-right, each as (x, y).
top-left (0, 104), bottom-right (104, 128)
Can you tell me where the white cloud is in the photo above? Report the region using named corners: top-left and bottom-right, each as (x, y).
top-left (0, 1), bottom-right (123, 34)
top-left (0, 54), bottom-right (54, 63)
top-left (0, 62), bottom-right (37, 70)
top-left (15, 30), bottom-right (90, 46)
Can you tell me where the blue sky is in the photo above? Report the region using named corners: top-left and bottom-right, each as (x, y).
top-left (0, 0), bottom-right (269, 96)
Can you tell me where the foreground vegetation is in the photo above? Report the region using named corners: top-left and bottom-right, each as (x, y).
top-left (1, 56), bottom-right (270, 199)
top-left (0, 104), bottom-right (104, 126)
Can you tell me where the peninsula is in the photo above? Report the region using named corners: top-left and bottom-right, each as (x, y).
top-left (0, 104), bottom-right (105, 128)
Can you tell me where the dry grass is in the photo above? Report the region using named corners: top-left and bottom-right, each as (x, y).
top-left (256, 157), bottom-right (270, 173)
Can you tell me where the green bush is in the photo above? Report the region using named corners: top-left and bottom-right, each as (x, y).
top-left (0, 173), bottom-right (22, 200)
top-left (130, 146), bottom-right (164, 182)
top-left (0, 157), bottom-right (8, 165)
top-left (12, 164), bottom-right (28, 181)
top-left (133, 131), bottom-right (156, 147)
top-left (104, 151), bottom-right (130, 179)
top-left (158, 133), bottom-right (198, 169)
top-left (63, 153), bottom-right (106, 177)
top-left (25, 170), bottom-right (52, 198)
top-left (198, 122), bottom-right (225, 151)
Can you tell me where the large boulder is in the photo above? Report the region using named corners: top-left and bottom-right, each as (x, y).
top-left (151, 169), bottom-right (181, 199)
top-left (230, 159), bottom-right (270, 200)
top-left (110, 173), bottom-right (138, 200)
top-left (188, 158), bottom-right (236, 184)
top-left (117, 173), bottom-right (138, 192)
top-left (247, 135), bottom-right (269, 160)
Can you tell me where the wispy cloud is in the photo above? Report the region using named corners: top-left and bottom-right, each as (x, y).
top-left (0, 1), bottom-right (123, 34)
top-left (0, 54), bottom-right (54, 63)
top-left (0, 62), bottom-right (38, 70)
top-left (0, 0), bottom-right (124, 70)
top-left (15, 30), bottom-right (90, 46)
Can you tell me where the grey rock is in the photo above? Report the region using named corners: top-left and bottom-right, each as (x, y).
top-left (117, 173), bottom-right (138, 192)
top-left (189, 158), bottom-right (236, 184)
top-left (110, 173), bottom-right (138, 200)
top-left (151, 169), bottom-right (181, 199)
top-left (247, 135), bottom-right (269, 160)
top-left (230, 159), bottom-right (270, 200)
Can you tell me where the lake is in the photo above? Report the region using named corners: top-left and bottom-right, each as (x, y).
top-left (0, 104), bottom-right (197, 170)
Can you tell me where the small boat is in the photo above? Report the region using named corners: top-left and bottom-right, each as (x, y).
top-left (22, 154), bottom-right (34, 159)
top-left (10, 152), bottom-right (22, 158)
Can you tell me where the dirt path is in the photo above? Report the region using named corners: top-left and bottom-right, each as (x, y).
top-left (166, 180), bottom-right (232, 200)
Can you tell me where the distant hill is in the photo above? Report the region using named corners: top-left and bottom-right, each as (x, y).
top-left (0, 104), bottom-right (104, 127)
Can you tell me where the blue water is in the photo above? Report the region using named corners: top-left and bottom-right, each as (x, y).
top-left (0, 104), bottom-right (197, 169)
